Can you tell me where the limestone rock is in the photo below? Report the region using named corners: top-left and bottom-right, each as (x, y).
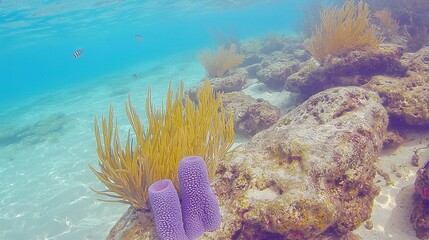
top-left (415, 161), bottom-right (429, 201)
top-left (187, 68), bottom-right (248, 101)
top-left (292, 48), bottom-right (310, 62)
top-left (107, 87), bottom-right (388, 240)
top-left (256, 60), bottom-right (300, 88)
top-left (284, 58), bottom-right (319, 93)
top-left (363, 46), bottom-right (429, 126)
top-left (411, 197), bottom-right (429, 240)
top-left (402, 46), bottom-right (429, 81)
top-left (241, 53), bottom-right (263, 67)
top-left (212, 86), bottom-right (388, 239)
top-left (107, 208), bottom-right (157, 240)
top-left (285, 44), bottom-right (408, 97)
top-left (211, 67), bottom-right (248, 93)
top-left (383, 130), bottom-right (405, 148)
top-left (222, 92), bottom-right (280, 137)
top-left (412, 161), bottom-right (429, 239)
top-left (364, 75), bottom-right (429, 126)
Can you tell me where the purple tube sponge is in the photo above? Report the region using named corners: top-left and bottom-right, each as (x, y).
top-left (178, 156), bottom-right (221, 240)
top-left (148, 179), bottom-right (189, 240)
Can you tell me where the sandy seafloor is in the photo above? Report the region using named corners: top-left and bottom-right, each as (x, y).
top-left (354, 130), bottom-right (429, 240)
top-left (1, 51), bottom-right (428, 240)
top-left (0, 51), bottom-right (203, 240)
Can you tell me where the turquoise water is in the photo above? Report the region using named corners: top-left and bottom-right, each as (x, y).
top-left (0, 0), bottom-right (302, 106)
top-left (0, 0), bottom-right (306, 239)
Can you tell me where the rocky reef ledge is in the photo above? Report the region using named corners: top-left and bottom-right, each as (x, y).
top-left (107, 86), bottom-right (388, 240)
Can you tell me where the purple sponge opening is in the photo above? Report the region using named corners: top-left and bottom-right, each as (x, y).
top-left (148, 179), bottom-right (189, 240)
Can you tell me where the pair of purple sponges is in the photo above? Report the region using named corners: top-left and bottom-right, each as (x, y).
top-left (148, 156), bottom-right (221, 240)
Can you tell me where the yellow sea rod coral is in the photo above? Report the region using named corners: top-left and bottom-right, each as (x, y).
top-left (89, 81), bottom-right (235, 209)
top-left (374, 9), bottom-right (400, 36)
top-left (198, 44), bottom-right (244, 78)
top-left (306, 0), bottom-right (383, 64)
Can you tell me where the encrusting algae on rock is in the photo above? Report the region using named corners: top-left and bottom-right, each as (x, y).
top-left (209, 87), bottom-right (388, 239)
top-left (107, 86), bottom-right (389, 239)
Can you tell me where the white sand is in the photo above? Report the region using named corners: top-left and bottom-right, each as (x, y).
top-left (355, 130), bottom-right (429, 240)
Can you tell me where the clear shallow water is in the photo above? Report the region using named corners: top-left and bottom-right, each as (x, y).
top-left (0, 54), bottom-right (204, 239)
top-left (0, 0), bottom-right (304, 239)
top-left (0, 0), bottom-right (303, 106)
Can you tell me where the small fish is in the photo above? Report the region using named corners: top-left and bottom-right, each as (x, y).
top-left (132, 74), bottom-right (138, 79)
top-left (135, 35), bottom-right (143, 41)
top-left (73, 49), bottom-right (84, 58)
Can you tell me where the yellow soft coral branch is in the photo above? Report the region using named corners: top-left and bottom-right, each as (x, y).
top-left (374, 9), bottom-right (399, 36)
top-left (198, 44), bottom-right (244, 78)
top-left (307, 0), bottom-right (383, 64)
top-left (89, 80), bottom-right (234, 209)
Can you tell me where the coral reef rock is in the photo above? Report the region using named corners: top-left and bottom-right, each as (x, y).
top-left (241, 53), bottom-right (264, 67)
top-left (285, 44), bottom-right (408, 97)
top-left (411, 160), bottom-right (429, 239)
top-left (401, 46), bottom-right (429, 79)
top-left (239, 35), bottom-right (308, 80)
top-left (365, 46), bottom-right (429, 126)
top-left (211, 67), bottom-right (248, 93)
top-left (364, 75), bottom-right (429, 126)
top-left (188, 68), bottom-right (248, 102)
top-left (107, 208), bottom-right (157, 240)
top-left (256, 59), bottom-right (300, 88)
top-left (107, 86), bottom-right (388, 240)
top-left (211, 86), bottom-right (388, 239)
top-left (222, 92), bottom-right (280, 137)
top-left (383, 130), bottom-right (405, 149)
